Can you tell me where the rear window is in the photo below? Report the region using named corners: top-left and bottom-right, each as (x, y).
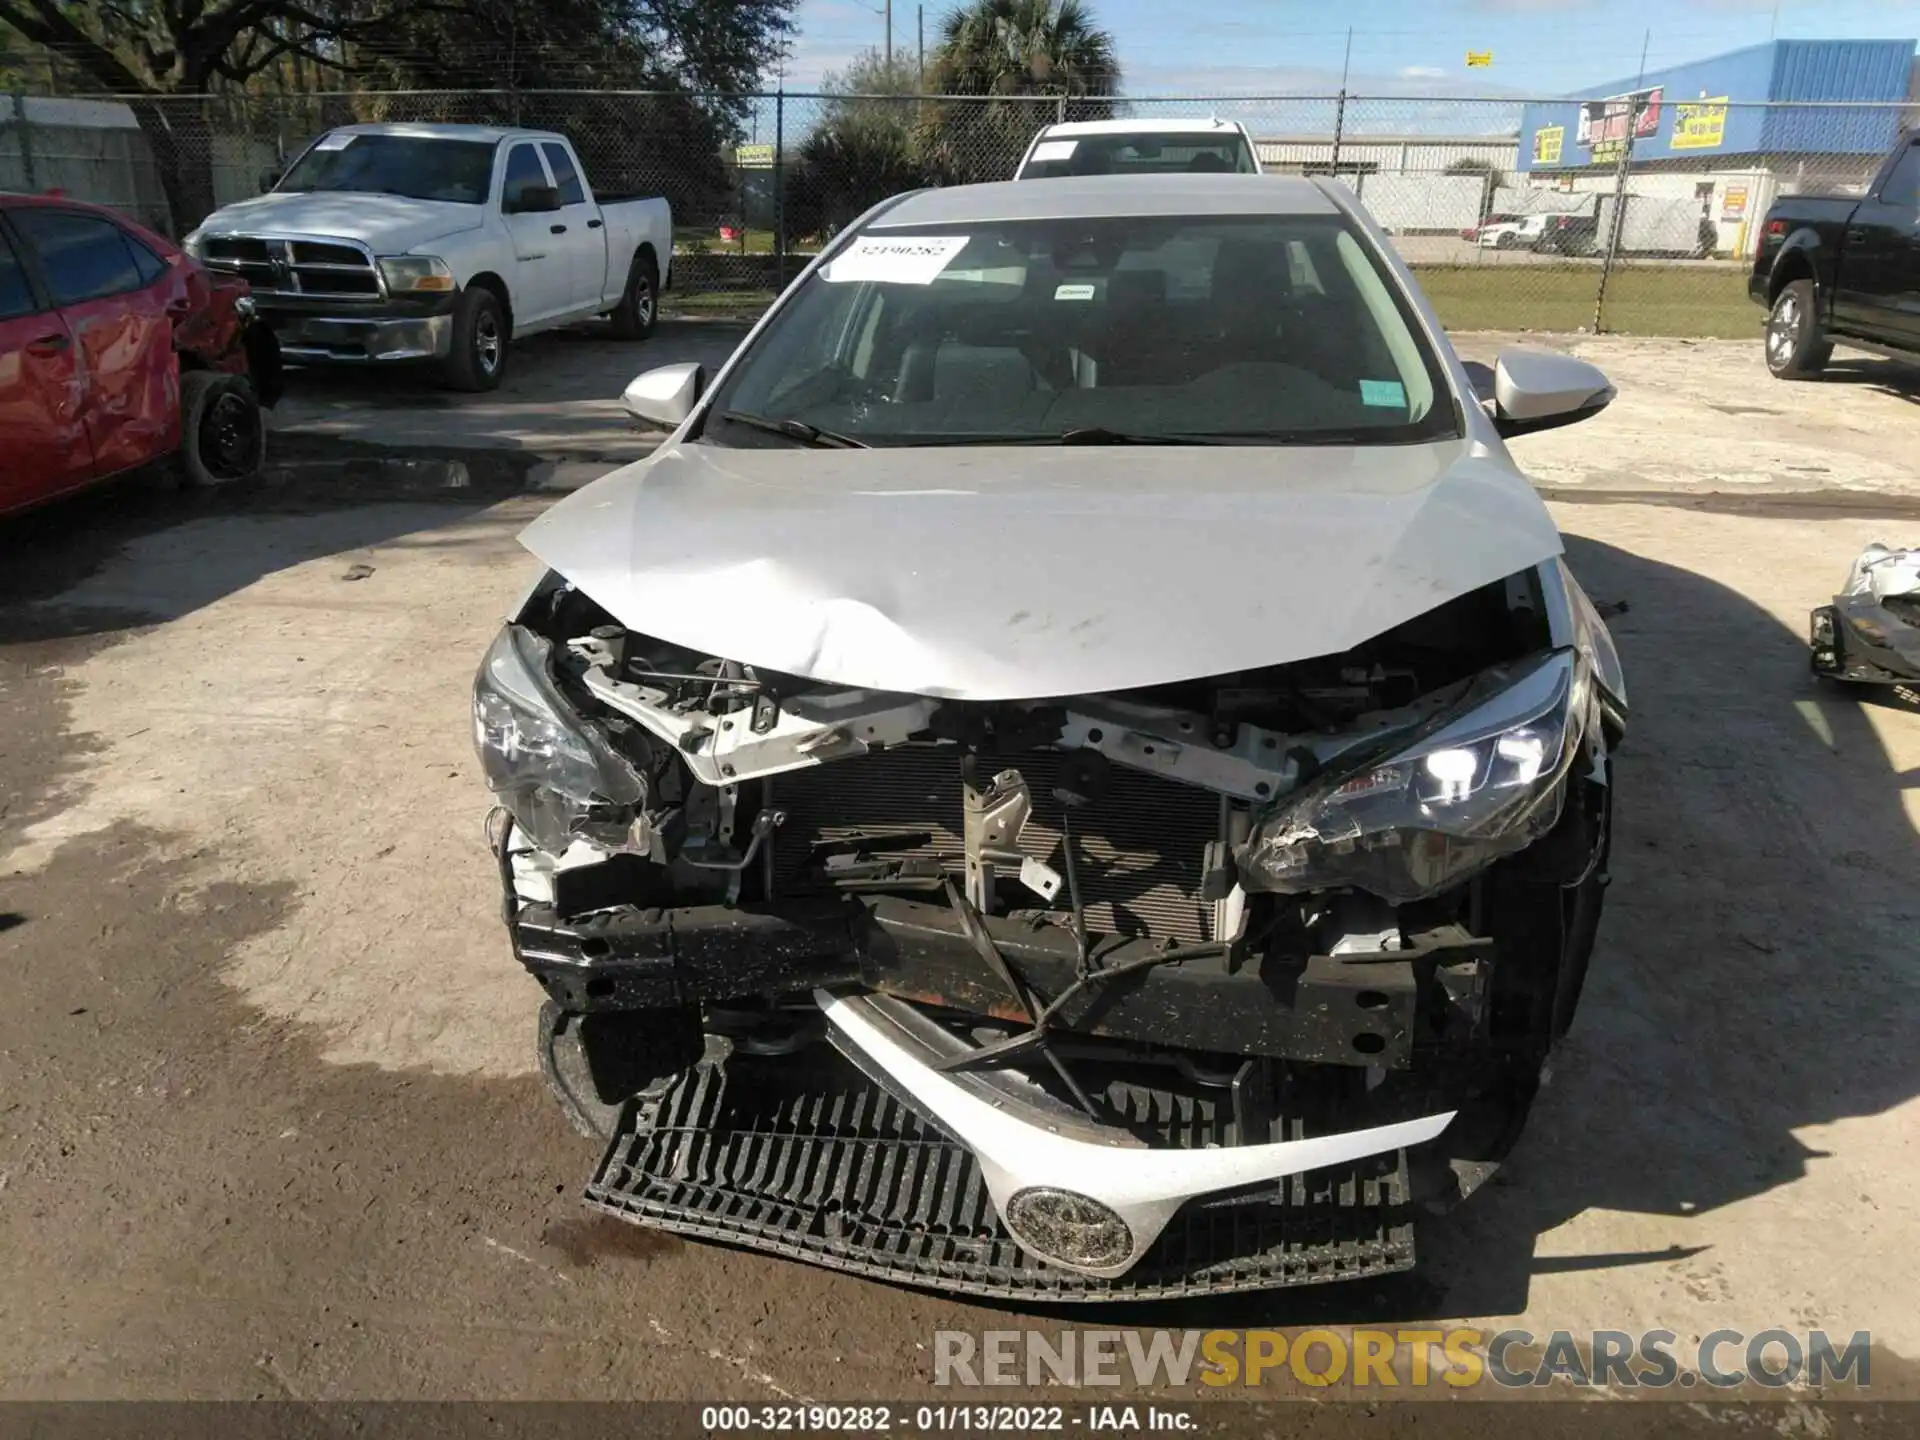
top-left (1022, 131), bottom-right (1258, 179)
top-left (10, 208), bottom-right (147, 306)
top-left (541, 143), bottom-right (587, 206)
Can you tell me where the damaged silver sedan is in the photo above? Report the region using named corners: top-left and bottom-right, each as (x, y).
top-left (470, 175), bottom-right (1629, 1299)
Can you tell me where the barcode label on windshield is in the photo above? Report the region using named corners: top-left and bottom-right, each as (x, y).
top-left (822, 235), bottom-right (970, 285)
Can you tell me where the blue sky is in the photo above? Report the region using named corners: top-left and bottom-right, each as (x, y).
top-left (780, 0), bottom-right (1920, 96)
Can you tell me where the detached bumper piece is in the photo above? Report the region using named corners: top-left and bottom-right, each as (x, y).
top-left (1813, 596), bottom-right (1920, 685)
top-left (585, 1045), bottom-right (1417, 1301)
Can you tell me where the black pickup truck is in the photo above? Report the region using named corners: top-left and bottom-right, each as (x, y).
top-left (1750, 131), bottom-right (1920, 378)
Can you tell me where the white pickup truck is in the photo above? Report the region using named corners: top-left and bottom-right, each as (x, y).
top-left (182, 123), bottom-right (673, 391)
top-left (1014, 118), bottom-right (1263, 179)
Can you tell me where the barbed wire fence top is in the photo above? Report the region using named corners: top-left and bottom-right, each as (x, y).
top-left (3, 83), bottom-right (1912, 336)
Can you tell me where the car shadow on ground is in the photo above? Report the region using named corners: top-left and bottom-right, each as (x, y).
top-left (1010, 526), bottom-right (1920, 1330)
top-left (1819, 354), bottom-right (1920, 404)
top-left (0, 438), bottom-right (542, 644)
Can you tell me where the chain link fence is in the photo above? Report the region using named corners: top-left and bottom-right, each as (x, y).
top-left (4, 86), bottom-right (1913, 337)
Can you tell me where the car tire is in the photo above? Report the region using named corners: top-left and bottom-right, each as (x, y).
top-left (1765, 278), bottom-right (1831, 380)
top-left (442, 286), bottom-right (507, 392)
top-left (608, 251), bottom-right (659, 341)
top-left (178, 370), bottom-right (265, 486)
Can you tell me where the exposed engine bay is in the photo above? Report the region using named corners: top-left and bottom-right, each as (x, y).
top-left (474, 557), bottom-right (1625, 1298)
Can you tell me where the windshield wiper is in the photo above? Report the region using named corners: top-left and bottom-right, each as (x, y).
top-left (1055, 427), bottom-right (1215, 446)
top-left (716, 411), bottom-right (869, 449)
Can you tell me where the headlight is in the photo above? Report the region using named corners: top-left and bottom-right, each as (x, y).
top-left (472, 625), bottom-right (648, 854)
top-left (1241, 652), bottom-right (1587, 904)
top-left (377, 254), bottom-right (456, 294)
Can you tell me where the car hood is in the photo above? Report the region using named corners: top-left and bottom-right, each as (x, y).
top-left (519, 439), bottom-right (1564, 701)
top-left (195, 191), bottom-right (483, 253)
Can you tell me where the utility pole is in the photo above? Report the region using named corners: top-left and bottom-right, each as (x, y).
top-left (918, 4), bottom-right (925, 85)
top-left (885, 0), bottom-right (893, 66)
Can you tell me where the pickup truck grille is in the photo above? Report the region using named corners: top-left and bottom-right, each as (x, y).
top-left (201, 236), bottom-right (381, 300)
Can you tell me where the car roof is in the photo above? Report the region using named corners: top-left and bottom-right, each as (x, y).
top-left (0, 190), bottom-right (128, 214)
top-left (871, 174), bottom-right (1337, 228)
top-left (1036, 118), bottom-right (1248, 138)
top-left (320, 122), bottom-right (549, 144)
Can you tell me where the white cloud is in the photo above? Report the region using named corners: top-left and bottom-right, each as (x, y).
top-left (1400, 65), bottom-right (1448, 78)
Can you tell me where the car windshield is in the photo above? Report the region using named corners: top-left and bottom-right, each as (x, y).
top-left (278, 134), bottom-right (497, 204)
top-left (702, 211), bottom-right (1456, 448)
top-left (1022, 132), bottom-right (1259, 178)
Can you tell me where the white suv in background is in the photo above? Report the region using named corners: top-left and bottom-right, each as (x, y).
top-left (1014, 118), bottom-right (1263, 179)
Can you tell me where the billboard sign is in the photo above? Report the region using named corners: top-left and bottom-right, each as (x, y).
top-left (1532, 124), bottom-right (1565, 166)
top-left (1671, 96), bottom-right (1729, 151)
top-left (1577, 87), bottom-right (1662, 162)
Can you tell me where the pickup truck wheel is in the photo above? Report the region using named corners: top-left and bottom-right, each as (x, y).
top-left (443, 287), bottom-right (507, 392)
top-left (178, 371), bottom-right (265, 486)
top-left (609, 253), bottom-right (659, 341)
top-left (1765, 279), bottom-right (1831, 380)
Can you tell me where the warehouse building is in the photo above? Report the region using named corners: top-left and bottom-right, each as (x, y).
top-left (1513, 38), bottom-right (1919, 256)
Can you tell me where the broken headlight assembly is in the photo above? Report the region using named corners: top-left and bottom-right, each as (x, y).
top-left (1242, 650), bottom-right (1587, 904)
top-left (472, 625), bottom-right (647, 854)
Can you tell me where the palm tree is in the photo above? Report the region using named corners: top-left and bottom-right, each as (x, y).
top-left (930, 0), bottom-right (1120, 100)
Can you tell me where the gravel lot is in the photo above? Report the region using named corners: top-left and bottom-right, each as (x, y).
top-left (2, 328), bottom-right (1918, 1414)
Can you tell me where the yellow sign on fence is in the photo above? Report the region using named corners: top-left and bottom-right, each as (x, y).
top-left (735, 144), bottom-right (775, 169)
top-left (1671, 97), bottom-right (1728, 151)
top-left (1532, 124), bottom-right (1564, 166)
top-left (1466, 50), bottom-right (1493, 68)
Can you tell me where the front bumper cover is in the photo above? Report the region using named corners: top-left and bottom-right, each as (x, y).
top-left (258, 302), bottom-right (454, 364)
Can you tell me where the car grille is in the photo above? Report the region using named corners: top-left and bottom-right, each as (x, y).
top-left (201, 236), bottom-right (381, 300)
top-left (770, 742), bottom-right (1221, 945)
top-left (584, 1044), bottom-right (1416, 1301)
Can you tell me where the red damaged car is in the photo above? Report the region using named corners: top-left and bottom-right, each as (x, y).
top-left (0, 193), bottom-right (281, 518)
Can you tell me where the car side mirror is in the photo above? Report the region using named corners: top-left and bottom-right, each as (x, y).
top-left (258, 168), bottom-right (283, 192)
top-left (507, 184), bottom-right (562, 215)
top-left (623, 362), bottom-right (705, 429)
top-left (1491, 346), bottom-right (1615, 438)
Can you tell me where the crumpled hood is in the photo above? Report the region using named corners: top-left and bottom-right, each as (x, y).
top-left (518, 440), bottom-right (1564, 701)
top-left (195, 191), bottom-right (483, 254)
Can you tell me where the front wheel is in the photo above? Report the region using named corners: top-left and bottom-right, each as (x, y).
top-left (1765, 278), bottom-right (1831, 380)
top-left (608, 252), bottom-right (659, 341)
top-left (442, 286), bottom-right (507, 392)
top-left (178, 371), bottom-right (265, 486)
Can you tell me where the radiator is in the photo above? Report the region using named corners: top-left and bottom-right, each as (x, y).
top-left (770, 743), bottom-right (1221, 945)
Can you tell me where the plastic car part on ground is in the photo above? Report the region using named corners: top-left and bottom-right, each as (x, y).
top-left (1811, 543), bottom-right (1920, 685)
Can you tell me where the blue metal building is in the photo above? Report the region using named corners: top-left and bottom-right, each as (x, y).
top-left (1516, 39), bottom-right (1917, 176)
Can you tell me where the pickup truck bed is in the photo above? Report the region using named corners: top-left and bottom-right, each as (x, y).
top-left (1749, 134), bottom-right (1920, 378)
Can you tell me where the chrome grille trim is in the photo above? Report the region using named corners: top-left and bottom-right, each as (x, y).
top-left (200, 232), bottom-right (385, 302)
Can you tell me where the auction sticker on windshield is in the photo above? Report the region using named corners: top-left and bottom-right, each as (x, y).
top-left (823, 235), bottom-right (970, 285)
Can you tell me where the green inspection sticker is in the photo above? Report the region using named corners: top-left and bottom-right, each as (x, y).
top-left (1360, 379), bottom-right (1407, 407)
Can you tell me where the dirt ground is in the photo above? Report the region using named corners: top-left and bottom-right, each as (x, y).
top-left (3, 329), bottom-right (1919, 1415)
